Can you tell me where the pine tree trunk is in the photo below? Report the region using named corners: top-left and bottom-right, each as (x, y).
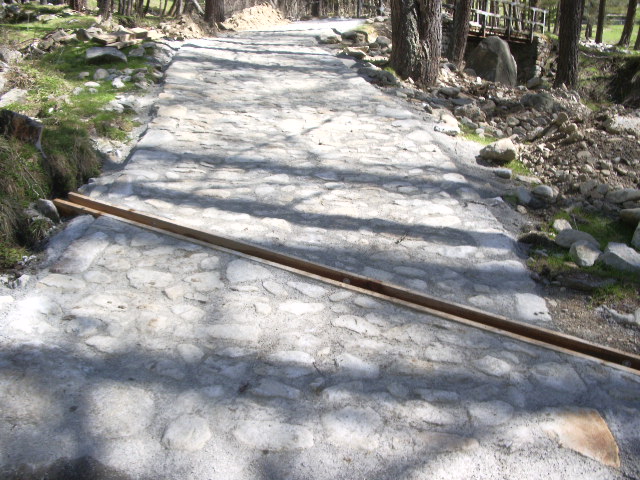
top-left (554, 0), bottom-right (585, 89)
top-left (205, 0), bottom-right (223, 22)
top-left (553, 0), bottom-right (560, 34)
top-left (618, 0), bottom-right (637, 46)
top-left (635, 21), bottom-right (640, 49)
top-left (98, 0), bottom-right (114, 19)
top-left (595, 0), bottom-right (605, 43)
top-left (391, 0), bottom-right (441, 86)
top-left (585, 19), bottom-right (592, 39)
top-left (449, 0), bottom-right (471, 67)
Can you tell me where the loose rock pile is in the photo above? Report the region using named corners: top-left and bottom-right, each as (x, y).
top-left (221, 3), bottom-right (288, 31)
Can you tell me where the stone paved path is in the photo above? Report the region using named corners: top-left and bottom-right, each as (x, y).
top-left (0, 20), bottom-right (639, 480)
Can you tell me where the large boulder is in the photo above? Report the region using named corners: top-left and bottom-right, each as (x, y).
top-left (479, 138), bottom-right (517, 163)
top-left (466, 36), bottom-right (517, 87)
top-left (601, 243), bottom-right (640, 274)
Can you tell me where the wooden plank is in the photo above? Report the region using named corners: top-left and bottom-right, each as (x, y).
top-left (55, 193), bottom-right (640, 373)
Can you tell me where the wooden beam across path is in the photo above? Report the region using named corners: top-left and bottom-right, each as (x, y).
top-left (54, 193), bottom-right (640, 374)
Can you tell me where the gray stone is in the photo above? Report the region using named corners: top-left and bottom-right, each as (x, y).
top-left (554, 229), bottom-right (599, 249)
top-left (532, 185), bottom-right (556, 202)
top-left (520, 92), bottom-right (557, 113)
top-left (570, 241), bottom-right (602, 267)
top-left (469, 400), bottom-right (514, 426)
top-left (632, 224), bottom-right (640, 250)
top-left (620, 208), bottom-right (640, 225)
top-left (553, 219), bottom-right (572, 231)
top-left (226, 259), bottom-right (272, 283)
top-left (375, 35), bottom-right (391, 47)
top-left (93, 68), bottom-right (109, 80)
top-left (250, 378), bottom-right (301, 399)
top-left (531, 362), bottom-right (586, 393)
top-left (466, 36), bottom-right (517, 86)
top-left (86, 47), bottom-right (127, 63)
top-left (0, 88), bottom-right (28, 108)
top-left (162, 415), bottom-right (211, 451)
top-left (474, 355), bottom-right (512, 376)
top-left (35, 199), bottom-right (60, 223)
top-left (434, 110), bottom-right (460, 136)
top-left (480, 138), bottom-right (517, 164)
top-left (331, 315), bottom-right (380, 336)
top-left (526, 76), bottom-right (543, 89)
top-left (494, 168), bottom-right (512, 179)
top-left (606, 188), bottom-right (640, 204)
top-left (0, 46), bottom-right (22, 64)
top-left (601, 243), bottom-right (640, 273)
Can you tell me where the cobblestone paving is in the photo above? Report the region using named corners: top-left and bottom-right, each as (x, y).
top-left (0, 20), bottom-right (639, 480)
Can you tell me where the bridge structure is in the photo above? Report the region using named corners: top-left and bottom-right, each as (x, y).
top-left (445, 0), bottom-right (548, 43)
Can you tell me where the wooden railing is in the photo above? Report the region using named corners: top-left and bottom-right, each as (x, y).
top-left (470, 0), bottom-right (547, 41)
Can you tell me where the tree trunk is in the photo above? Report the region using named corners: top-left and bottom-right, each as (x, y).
top-left (585, 19), bottom-right (592, 38)
top-left (98, 0), bottom-right (113, 19)
top-left (554, 0), bottom-right (585, 88)
top-left (595, 0), bottom-right (605, 43)
top-left (617, 0), bottom-right (637, 46)
top-left (69, 0), bottom-right (87, 10)
top-left (391, 0), bottom-right (441, 86)
top-left (635, 20), bottom-right (640, 49)
top-left (205, 0), bottom-right (223, 22)
top-left (449, 0), bottom-right (471, 67)
top-left (553, 0), bottom-right (560, 34)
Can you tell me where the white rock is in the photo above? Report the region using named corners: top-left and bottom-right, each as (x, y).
top-left (177, 343), bottom-right (205, 364)
top-left (38, 274), bottom-right (86, 291)
top-left (278, 301), bottom-right (324, 316)
top-left (531, 362), bottom-right (586, 393)
top-left (184, 272), bottom-right (223, 292)
top-left (263, 279), bottom-right (288, 296)
top-left (570, 240), bottom-right (602, 267)
top-left (601, 242), bottom-right (640, 274)
top-left (267, 350), bottom-right (315, 366)
top-left (331, 315), bottom-right (381, 336)
top-left (162, 415), bottom-right (211, 451)
top-left (86, 384), bottom-right (155, 438)
top-left (127, 269), bottom-right (174, 289)
top-left (515, 293), bottom-right (552, 323)
top-left (226, 259), bottom-right (272, 283)
top-left (208, 324), bottom-right (261, 342)
top-left (322, 407), bottom-right (382, 450)
top-left (474, 355), bottom-right (512, 376)
top-left (287, 281), bottom-right (327, 298)
top-left (234, 421), bottom-right (314, 450)
top-left (51, 232), bottom-right (109, 274)
top-left (336, 353), bottom-right (379, 378)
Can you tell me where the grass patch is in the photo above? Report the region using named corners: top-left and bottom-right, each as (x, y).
top-left (460, 124), bottom-right (496, 146)
top-left (552, 209), bottom-right (635, 249)
top-left (0, 11), bottom-right (156, 269)
top-left (505, 159), bottom-right (532, 176)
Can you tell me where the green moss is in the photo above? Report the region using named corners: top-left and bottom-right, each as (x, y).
top-left (0, 243), bottom-right (27, 269)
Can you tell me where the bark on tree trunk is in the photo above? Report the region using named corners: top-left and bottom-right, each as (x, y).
top-left (391, 0), bottom-right (441, 86)
top-left (554, 0), bottom-right (585, 89)
top-left (205, 0), bottom-right (224, 23)
top-left (635, 20), bottom-right (640, 49)
top-left (585, 19), bottom-right (592, 39)
top-left (98, 0), bottom-right (113, 19)
top-left (595, 0), bottom-right (605, 43)
top-left (617, 0), bottom-right (637, 46)
top-left (553, 0), bottom-right (560, 34)
top-left (449, 0), bottom-right (471, 67)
